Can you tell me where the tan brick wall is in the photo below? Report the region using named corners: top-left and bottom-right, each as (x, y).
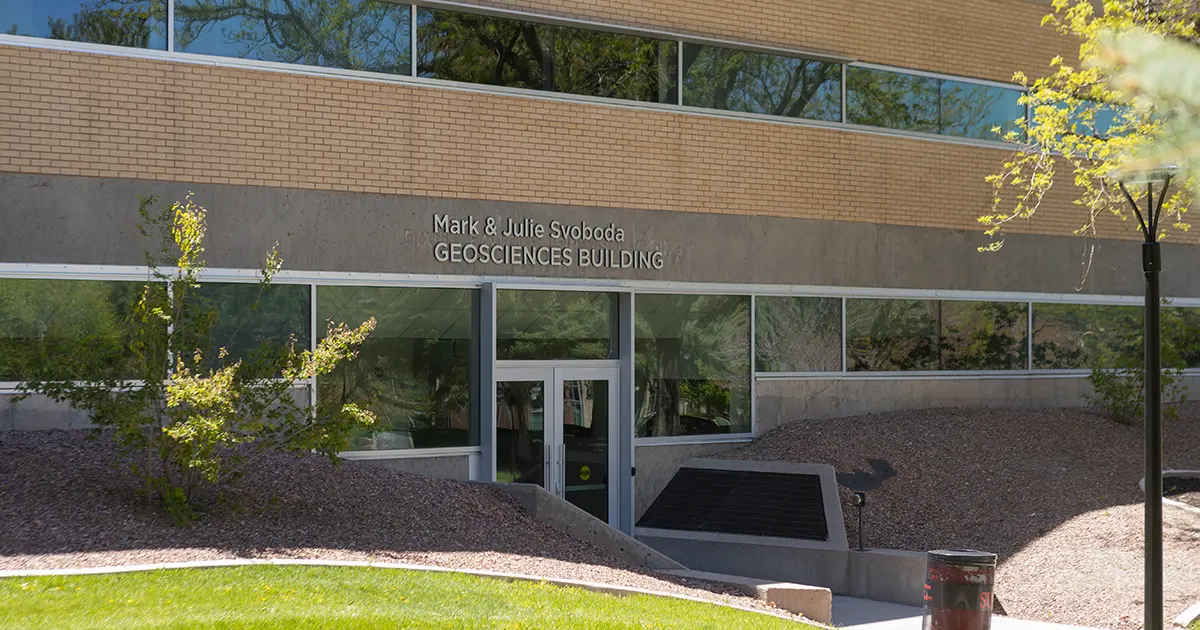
top-left (0, 44), bottom-right (1106, 240)
top-left (468, 0), bottom-right (1072, 84)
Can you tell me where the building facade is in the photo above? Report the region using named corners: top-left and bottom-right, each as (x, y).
top-left (3, 0), bottom-right (1200, 534)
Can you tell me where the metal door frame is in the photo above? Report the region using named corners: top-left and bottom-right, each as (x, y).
top-left (495, 361), bottom-right (619, 526)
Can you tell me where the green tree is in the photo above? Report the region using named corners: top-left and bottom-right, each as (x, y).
top-left (981, 0), bottom-right (1195, 249)
top-left (1093, 27), bottom-right (1200, 195)
top-left (18, 195), bottom-right (377, 523)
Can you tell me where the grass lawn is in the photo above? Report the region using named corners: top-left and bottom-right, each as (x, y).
top-left (0, 565), bottom-right (818, 629)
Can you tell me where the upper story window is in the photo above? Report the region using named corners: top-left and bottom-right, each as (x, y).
top-left (416, 7), bottom-right (678, 104)
top-left (4, 0), bottom-right (167, 49)
top-left (174, 0), bottom-right (411, 74)
top-left (682, 43), bottom-right (841, 122)
top-left (847, 66), bottom-right (1025, 141)
top-left (1, 1), bottom-right (1031, 146)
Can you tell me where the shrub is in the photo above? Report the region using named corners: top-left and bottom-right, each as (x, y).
top-left (1086, 365), bottom-right (1186, 426)
top-left (19, 195), bottom-right (378, 523)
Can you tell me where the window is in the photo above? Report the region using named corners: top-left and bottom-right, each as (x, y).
top-left (846, 299), bottom-right (938, 371)
top-left (190, 282), bottom-right (311, 371)
top-left (417, 7), bottom-right (677, 103)
top-left (635, 294), bottom-right (750, 437)
top-left (317, 286), bottom-right (477, 451)
top-left (682, 43), bottom-right (841, 121)
top-left (174, 0), bottom-right (411, 74)
top-left (936, 301), bottom-right (1027, 370)
top-left (1032, 303), bottom-right (1142, 369)
top-left (755, 296), bottom-right (841, 372)
top-left (1165, 307), bottom-right (1200, 368)
top-left (846, 299), bottom-right (1027, 371)
top-left (0, 279), bottom-right (144, 381)
top-left (939, 79), bottom-right (1025, 140)
top-left (3, 0), bottom-right (167, 49)
top-left (847, 66), bottom-right (1025, 140)
top-left (496, 290), bottom-right (617, 360)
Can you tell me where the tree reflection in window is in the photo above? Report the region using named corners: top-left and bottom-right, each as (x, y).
top-left (682, 43), bottom-right (841, 121)
top-left (936, 301), bottom-right (1027, 370)
top-left (496, 290), bottom-right (617, 360)
top-left (190, 282), bottom-right (311, 375)
top-left (417, 7), bottom-right (677, 103)
top-left (174, 0), bottom-right (411, 74)
top-left (0, 279), bottom-right (144, 381)
top-left (846, 299), bottom-right (938, 371)
top-left (1032, 304), bottom-right (1142, 369)
top-left (318, 286), bottom-right (477, 451)
top-left (755, 296), bottom-right (841, 372)
top-left (4, 0), bottom-right (166, 49)
top-left (847, 66), bottom-right (1025, 140)
top-left (847, 299), bottom-right (1027, 371)
top-left (635, 294), bottom-right (750, 437)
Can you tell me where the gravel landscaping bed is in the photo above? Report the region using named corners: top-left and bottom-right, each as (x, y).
top-left (720, 405), bottom-right (1200, 629)
top-left (0, 430), bottom-right (791, 619)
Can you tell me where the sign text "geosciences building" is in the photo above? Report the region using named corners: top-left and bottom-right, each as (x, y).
top-left (432, 214), bottom-right (665, 270)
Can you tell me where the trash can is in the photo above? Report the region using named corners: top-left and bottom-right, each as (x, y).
top-left (922, 549), bottom-right (997, 630)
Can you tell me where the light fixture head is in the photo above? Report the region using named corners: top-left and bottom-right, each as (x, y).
top-left (1109, 163), bottom-right (1179, 186)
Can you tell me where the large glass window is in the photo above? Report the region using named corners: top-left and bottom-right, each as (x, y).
top-left (936, 301), bottom-right (1027, 370)
top-left (417, 7), bottom-right (677, 103)
top-left (0, 279), bottom-right (143, 381)
top-left (317, 286), bottom-right (477, 451)
top-left (846, 299), bottom-right (1027, 371)
top-left (682, 43), bottom-right (841, 121)
top-left (190, 282), bottom-right (311, 371)
top-left (174, 0), bottom-right (411, 74)
top-left (755, 296), bottom-right (841, 372)
top-left (496, 290), bottom-right (617, 360)
top-left (1165, 307), bottom-right (1200, 368)
top-left (3, 0), bottom-right (166, 49)
top-left (939, 79), bottom-right (1025, 140)
top-left (1032, 304), bottom-right (1142, 369)
top-left (847, 66), bottom-right (1025, 140)
top-left (635, 294), bottom-right (751, 437)
top-left (846, 299), bottom-right (938, 371)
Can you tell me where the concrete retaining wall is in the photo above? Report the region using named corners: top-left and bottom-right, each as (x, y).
top-left (481, 481), bottom-right (684, 571)
top-left (637, 533), bottom-right (927, 606)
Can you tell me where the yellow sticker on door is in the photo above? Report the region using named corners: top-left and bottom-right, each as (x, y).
top-left (579, 465), bottom-right (592, 482)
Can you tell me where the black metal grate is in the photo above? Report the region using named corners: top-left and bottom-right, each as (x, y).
top-left (637, 467), bottom-right (829, 540)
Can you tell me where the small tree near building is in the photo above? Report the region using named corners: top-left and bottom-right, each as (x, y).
top-left (981, 0), bottom-right (1195, 252)
top-left (19, 195), bottom-right (378, 524)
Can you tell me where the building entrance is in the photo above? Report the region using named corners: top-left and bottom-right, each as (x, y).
top-left (495, 364), bottom-right (618, 524)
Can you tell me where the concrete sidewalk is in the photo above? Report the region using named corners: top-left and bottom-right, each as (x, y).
top-left (832, 596), bottom-right (1106, 630)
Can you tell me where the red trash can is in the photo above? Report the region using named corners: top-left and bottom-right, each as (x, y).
top-left (922, 549), bottom-right (997, 630)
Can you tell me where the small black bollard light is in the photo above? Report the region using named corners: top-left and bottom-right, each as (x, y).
top-left (852, 492), bottom-right (866, 551)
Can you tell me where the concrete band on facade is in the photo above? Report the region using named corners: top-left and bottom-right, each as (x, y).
top-left (4, 172), bottom-right (1199, 297)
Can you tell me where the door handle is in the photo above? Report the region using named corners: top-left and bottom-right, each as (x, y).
top-left (558, 444), bottom-right (566, 495)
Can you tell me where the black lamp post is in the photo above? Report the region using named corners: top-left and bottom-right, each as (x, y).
top-left (1112, 164), bottom-right (1176, 630)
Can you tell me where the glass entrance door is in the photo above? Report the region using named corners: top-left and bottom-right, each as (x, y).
top-left (496, 365), bottom-right (618, 524)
